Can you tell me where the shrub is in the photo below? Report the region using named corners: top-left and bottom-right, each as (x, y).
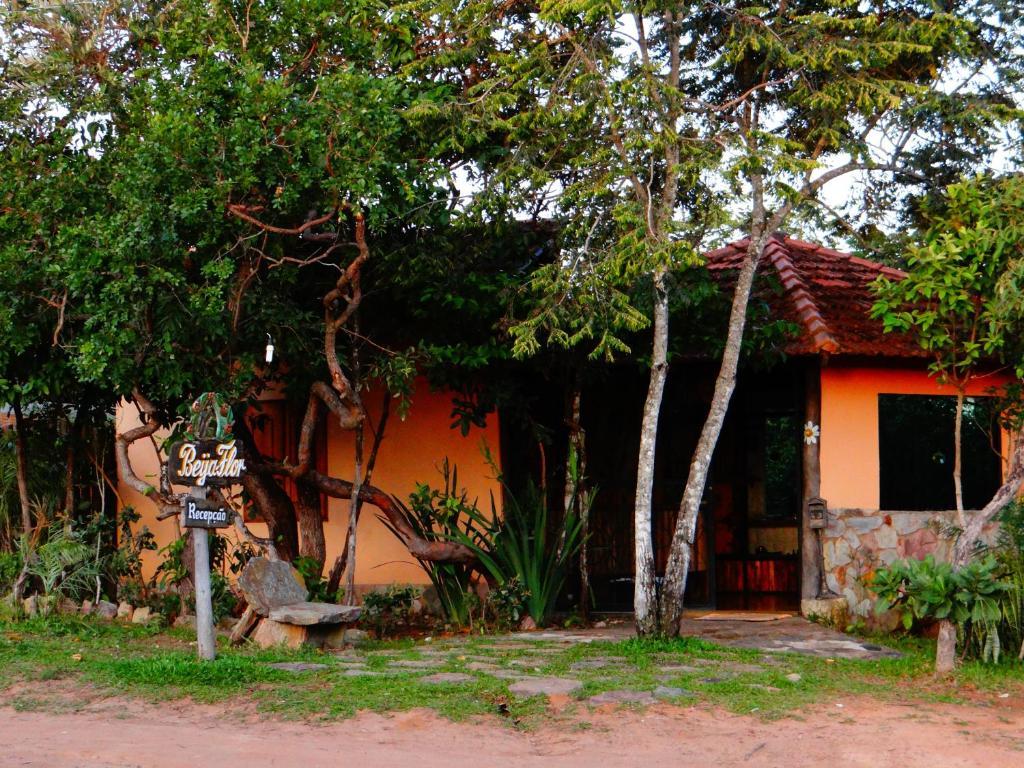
top-left (18, 524), bottom-right (102, 604)
top-left (483, 576), bottom-right (529, 630)
top-left (872, 554), bottom-right (1011, 662)
top-left (0, 551), bottom-right (20, 595)
top-left (361, 584), bottom-right (421, 638)
top-left (992, 501), bottom-right (1024, 661)
top-left (292, 556), bottom-right (342, 604)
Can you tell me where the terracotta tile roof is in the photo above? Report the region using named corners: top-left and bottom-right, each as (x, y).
top-left (704, 234), bottom-right (925, 358)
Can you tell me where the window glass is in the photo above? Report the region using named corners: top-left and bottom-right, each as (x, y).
top-left (878, 394), bottom-right (1001, 511)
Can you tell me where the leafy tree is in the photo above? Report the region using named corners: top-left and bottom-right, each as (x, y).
top-left (424, 0), bottom-right (1019, 633)
top-left (0, 1), bottom-right (512, 581)
top-left (873, 174), bottom-right (1024, 671)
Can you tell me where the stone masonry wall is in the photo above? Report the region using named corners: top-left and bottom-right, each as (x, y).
top-left (820, 508), bottom-right (999, 621)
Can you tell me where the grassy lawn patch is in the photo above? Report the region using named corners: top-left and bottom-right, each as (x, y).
top-left (2, 615), bottom-right (1022, 727)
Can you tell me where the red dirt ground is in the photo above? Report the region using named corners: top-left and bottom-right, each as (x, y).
top-left (2, 695), bottom-right (1023, 768)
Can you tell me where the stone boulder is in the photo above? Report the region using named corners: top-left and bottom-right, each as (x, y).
top-left (95, 600), bottom-right (118, 619)
top-left (22, 595), bottom-right (38, 617)
top-left (131, 606), bottom-right (152, 624)
top-left (116, 601), bottom-right (133, 620)
top-left (238, 557), bottom-right (307, 616)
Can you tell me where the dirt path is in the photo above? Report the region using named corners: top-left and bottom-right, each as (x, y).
top-left (2, 696), bottom-right (1023, 768)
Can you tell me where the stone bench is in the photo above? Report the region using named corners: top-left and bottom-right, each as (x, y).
top-left (236, 556), bottom-right (362, 650)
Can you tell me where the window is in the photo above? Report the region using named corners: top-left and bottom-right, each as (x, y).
top-left (878, 394), bottom-right (1002, 511)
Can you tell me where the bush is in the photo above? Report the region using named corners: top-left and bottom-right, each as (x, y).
top-left (361, 585), bottom-right (420, 638)
top-left (871, 554), bottom-right (1011, 662)
top-left (993, 501), bottom-right (1024, 660)
top-left (483, 576), bottom-right (529, 630)
top-left (293, 556), bottom-right (342, 603)
top-left (18, 524), bottom-right (102, 604)
top-left (0, 551), bottom-right (20, 595)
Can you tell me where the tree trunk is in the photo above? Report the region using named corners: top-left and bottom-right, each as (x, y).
top-left (562, 374), bottom-right (589, 618)
top-left (11, 401), bottom-right (32, 535)
top-left (233, 414), bottom-right (300, 561)
top-left (344, 424), bottom-right (364, 602)
top-left (325, 393), bottom-right (390, 599)
top-left (953, 391), bottom-right (965, 519)
top-left (63, 414), bottom-right (76, 518)
top-left (296, 480), bottom-right (326, 570)
top-left (935, 619), bottom-right (957, 674)
top-left (633, 267), bottom-right (669, 636)
top-left (658, 233), bottom-right (768, 635)
top-left (936, 390), bottom-right (967, 670)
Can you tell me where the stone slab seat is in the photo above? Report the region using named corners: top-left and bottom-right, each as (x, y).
top-left (268, 602), bottom-right (362, 626)
top-left (238, 556), bottom-right (362, 650)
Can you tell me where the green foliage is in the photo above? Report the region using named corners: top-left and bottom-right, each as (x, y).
top-left (0, 550), bottom-right (20, 595)
top-left (991, 502), bottom-right (1024, 660)
top-left (455, 480), bottom-right (586, 627)
top-left (872, 175), bottom-right (1024, 387)
top-left (361, 585), bottom-right (421, 638)
top-left (293, 556), bottom-right (342, 604)
top-left (872, 554), bottom-right (1012, 661)
top-left (413, 0), bottom-right (1017, 364)
top-left (482, 576), bottom-right (530, 631)
top-left (380, 462), bottom-right (485, 628)
top-left (18, 525), bottom-right (101, 603)
top-left (104, 506), bottom-right (156, 601)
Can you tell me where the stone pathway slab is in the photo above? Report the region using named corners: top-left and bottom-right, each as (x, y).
top-left (509, 677), bottom-right (583, 698)
top-left (420, 673), bottom-right (474, 685)
top-left (267, 662), bottom-right (329, 673)
top-left (587, 690), bottom-right (657, 706)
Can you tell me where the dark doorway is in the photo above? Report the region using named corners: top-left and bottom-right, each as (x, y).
top-left (581, 363), bottom-right (804, 613)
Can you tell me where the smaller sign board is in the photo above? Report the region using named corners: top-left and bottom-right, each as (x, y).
top-left (183, 497), bottom-right (232, 529)
top-left (167, 439), bottom-right (246, 487)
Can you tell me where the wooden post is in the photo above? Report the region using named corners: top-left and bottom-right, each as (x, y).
top-left (191, 487), bottom-right (217, 661)
top-left (801, 360), bottom-right (825, 602)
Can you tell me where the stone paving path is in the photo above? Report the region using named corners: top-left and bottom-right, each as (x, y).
top-left (675, 615), bottom-right (903, 659)
top-left (261, 615), bottom-right (901, 708)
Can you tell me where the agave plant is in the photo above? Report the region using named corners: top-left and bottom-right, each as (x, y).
top-left (377, 461), bottom-right (488, 628)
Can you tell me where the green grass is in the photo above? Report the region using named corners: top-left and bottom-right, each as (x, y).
top-left (1, 614), bottom-right (1022, 726)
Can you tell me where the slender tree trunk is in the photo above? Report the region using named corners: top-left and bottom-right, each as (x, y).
top-left (658, 232), bottom-right (769, 635)
top-left (344, 424), bottom-right (364, 602)
top-left (326, 391), bottom-right (389, 599)
top-left (936, 390), bottom-right (967, 671)
top-left (562, 374), bottom-right (589, 618)
top-left (953, 391), bottom-right (965, 517)
top-left (634, 267), bottom-right (669, 636)
top-left (62, 414), bottom-right (76, 518)
top-left (11, 401), bottom-right (32, 535)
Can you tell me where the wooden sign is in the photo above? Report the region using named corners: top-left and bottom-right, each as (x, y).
top-left (167, 439), bottom-right (246, 487)
top-left (183, 497), bottom-right (232, 529)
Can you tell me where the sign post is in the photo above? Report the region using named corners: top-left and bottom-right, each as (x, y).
top-left (190, 488), bottom-right (217, 661)
top-left (170, 394), bottom-right (246, 662)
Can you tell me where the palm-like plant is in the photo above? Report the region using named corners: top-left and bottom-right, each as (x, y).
top-left (18, 520), bottom-right (101, 604)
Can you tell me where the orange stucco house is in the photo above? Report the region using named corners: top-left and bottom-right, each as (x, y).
top-left (120, 235), bottom-right (1014, 620)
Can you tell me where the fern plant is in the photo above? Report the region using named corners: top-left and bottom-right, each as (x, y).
top-left (19, 523), bottom-right (101, 604)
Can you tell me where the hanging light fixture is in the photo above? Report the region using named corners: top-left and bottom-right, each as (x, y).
top-left (265, 334), bottom-right (275, 364)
